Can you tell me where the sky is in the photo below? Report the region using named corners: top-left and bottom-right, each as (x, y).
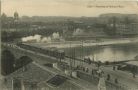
top-left (1, 0), bottom-right (138, 17)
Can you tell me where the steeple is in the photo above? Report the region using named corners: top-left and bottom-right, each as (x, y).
top-left (14, 11), bottom-right (19, 21)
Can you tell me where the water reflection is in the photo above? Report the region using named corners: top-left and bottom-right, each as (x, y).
top-left (63, 43), bottom-right (138, 62)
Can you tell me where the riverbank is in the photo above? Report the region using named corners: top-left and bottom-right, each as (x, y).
top-left (28, 37), bottom-right (138, 49)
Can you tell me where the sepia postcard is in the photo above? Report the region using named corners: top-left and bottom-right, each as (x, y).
top-left (0, 0), bottom-right (138, 90)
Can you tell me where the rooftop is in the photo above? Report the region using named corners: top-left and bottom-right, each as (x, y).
top-left (4, 62), bottom-right (89, 90)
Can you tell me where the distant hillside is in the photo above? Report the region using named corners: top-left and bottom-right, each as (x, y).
top-left (99, 13), bottom-right (138, 23)
top-left (100, 13), bottom-right (138, 17)
top-left (20, 13), bottom-right (138, 24)
top-left (20, 16), bottom-right (97, 24)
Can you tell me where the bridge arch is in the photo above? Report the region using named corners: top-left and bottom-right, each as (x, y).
top-left (14, 56), bottom-right (33, 69)
top-left (1, 49), bottom-right (33, 76)
top-left (1, 50), bottom-right (15, 76)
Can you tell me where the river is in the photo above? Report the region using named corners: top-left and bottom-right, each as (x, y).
top-left (63, 43), bottom-right (138, 62)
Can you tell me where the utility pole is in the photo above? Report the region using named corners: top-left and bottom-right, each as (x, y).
top-left (0, 0), bottom-right (2, 77)
top-left (82, 40), bottom-right (84, 66)
top-left (21, 79), bottom-right (25, 90)
top-left (12, 78), bottom-right (14, 90)
top-left (69, 41), bottom-right (72, 70)
top-left (73, 48), bottom-right (75, 68)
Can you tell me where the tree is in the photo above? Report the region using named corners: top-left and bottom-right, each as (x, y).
top-left (1, 50), bottom-right (15, 76)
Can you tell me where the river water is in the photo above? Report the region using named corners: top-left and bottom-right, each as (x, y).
top-left (63, 43), bottom-right (138, 62)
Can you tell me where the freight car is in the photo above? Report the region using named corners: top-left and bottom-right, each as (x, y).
top-left (16, 43), bottom-right (65, 59)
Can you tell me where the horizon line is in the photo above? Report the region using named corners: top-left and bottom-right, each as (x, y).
top-left (2, 12), bottom-right (138, 18)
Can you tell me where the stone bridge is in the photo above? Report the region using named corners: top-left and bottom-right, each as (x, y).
top-left (2, 43), bottom-right (61, 67)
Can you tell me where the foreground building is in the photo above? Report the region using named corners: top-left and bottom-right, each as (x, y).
top-left (1, 62), bottom-right (95, 90)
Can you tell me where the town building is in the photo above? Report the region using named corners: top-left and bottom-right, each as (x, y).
top-left (116, 23), bottom-right (138, 35)
top-left (107, 22), bottom-right (138, 36)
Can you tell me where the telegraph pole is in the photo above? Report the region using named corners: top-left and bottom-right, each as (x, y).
top-left (69, 41), bottom-right (72, 70)
top-left (0, 0), bottom-right (2, 77)
top-left (81, 40), bottom-right (84, 66)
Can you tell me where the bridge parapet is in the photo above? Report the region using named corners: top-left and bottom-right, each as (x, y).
top-left (2, 43), bottom-right (61, 64)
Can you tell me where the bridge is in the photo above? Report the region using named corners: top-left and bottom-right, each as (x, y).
top-left (1, 42), bottom-right (137, 74)
top-left (1, 42), bottom-right (138, 90)
top-left (2, 42), bottom-right (136, 68)
top-left (2, 43), bottom-right (62, 64)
